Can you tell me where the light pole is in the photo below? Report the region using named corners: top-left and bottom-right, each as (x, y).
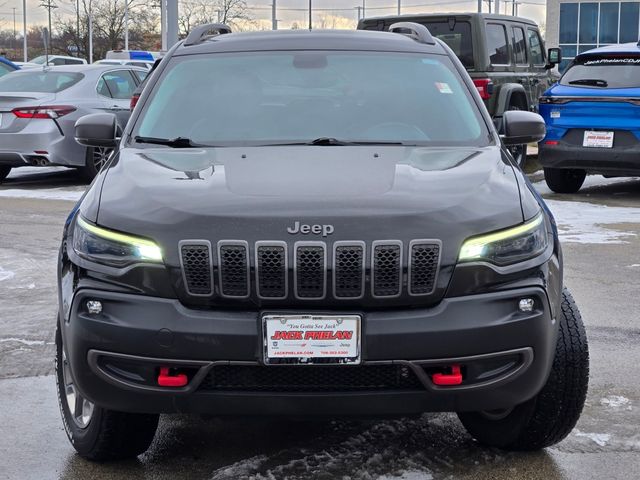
top-left (272, 0), bottom-right (277, 30)
top-left (308, 0), bottom-right (312, 30)
top-left (355, 5), bottom-right (362, 21)
top-left (22, 0), bottom-right (27, 61)
top-left (124, 0), bottom-right (129, 50)
top-left (397, 0), bottom-right (401, 15)
top-left (477, 0), bottom-right (482, 13)
top-left (495, 0), bottom-right (500, 14)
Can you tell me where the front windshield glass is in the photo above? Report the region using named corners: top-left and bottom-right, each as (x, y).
top-left (560, 56), bottom-right (640, 88)
top-left (135, 51), bottom-right (489, 147)
top-left (30, 55), bottom-right (47, 64)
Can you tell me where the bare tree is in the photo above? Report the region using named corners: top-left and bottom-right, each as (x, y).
top-left (179, 0), bottom-right (252, 36)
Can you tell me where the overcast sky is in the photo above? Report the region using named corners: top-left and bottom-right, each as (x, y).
top-left (0, 0), bottom-right (546, 35)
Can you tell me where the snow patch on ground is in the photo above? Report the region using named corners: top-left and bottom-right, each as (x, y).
top-left (0, 188), bottom-right (84, 202)
top-left (0, 266), bottom-right (15, 282)
top-left (600, 395), bottom-right (632, 409)
top-left (209, 455), bottom-right (268, 480)
top-left (0, 338), bottom-right (46, 346)
top-left (575, 430), bottom-right (612, 446)
top-left (543, 199), bottom-right (640, 244)
top-left (377, 470), bottom-right (433, 480)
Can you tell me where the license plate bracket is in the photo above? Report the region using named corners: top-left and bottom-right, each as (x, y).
top-left (262, 314), bottom-right (361, 365)
top-left (583, 130), bottom-right (614, 148)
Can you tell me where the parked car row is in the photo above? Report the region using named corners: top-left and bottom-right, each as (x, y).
top-left (0, 64), bottom-right (148, 182)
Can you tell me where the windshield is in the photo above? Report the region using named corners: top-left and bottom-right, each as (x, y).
top-left (560, 56), bottom-right (640, 89)
top-left (29, 56), bottom-right (47, 65)
top-left (135, 51), bottom-right (488, 147)
top-left (0, 71), bottom-right (84, 93)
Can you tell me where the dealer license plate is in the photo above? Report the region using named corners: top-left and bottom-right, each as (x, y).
top-left (583, 130), bottom-right (614, 148)
top-left (263, 314), bottom-right (361, 365)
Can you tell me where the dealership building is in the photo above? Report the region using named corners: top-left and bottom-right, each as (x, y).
top-left (546, 1), bottom-right (640, 70)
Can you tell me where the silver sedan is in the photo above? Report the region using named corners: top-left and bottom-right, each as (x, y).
top-left (0, 64), bottom-right (147, 182)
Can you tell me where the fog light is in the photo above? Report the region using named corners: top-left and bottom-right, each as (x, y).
top-left (86, 300), bottom-right (102, 315)
top-left (519, 298), bottom-right (534, 312)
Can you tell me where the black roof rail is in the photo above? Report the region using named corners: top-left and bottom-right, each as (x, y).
top-left (184, 23), bottom-right (232, 47)
top-left (388, 22), bottom-right (435, 45)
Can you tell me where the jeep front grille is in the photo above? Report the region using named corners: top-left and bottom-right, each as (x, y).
top-left (218, 241), bottom-right (249, 298)
top-left (372, 241), bottom-right (402, 298)
top-left (180, 241), bottom-right (213, 296)
top-left (179, 240), bottom-right (441, 300)
top-left (256, 242), bottom-right (287, 299)
top-left (409, 240), bottom-right (441, 295)
top-left (333, 242), bottom-right (365, 298)
top-left (294, 243), bottom-right (326, 299)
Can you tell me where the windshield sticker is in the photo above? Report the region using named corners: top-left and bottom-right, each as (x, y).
top-left (435, 82), bottom-right (453, 94)
top-left (583, 58), bottom-right (640, 65)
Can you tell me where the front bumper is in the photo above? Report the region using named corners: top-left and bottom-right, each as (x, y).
top-left (63, 287), bottom-right (557, 416)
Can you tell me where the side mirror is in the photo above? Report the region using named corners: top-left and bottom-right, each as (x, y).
top-left (546, 47), bottom-right (562, 69)
top-left (501, 110), bottom-right (546, 146)
top-left (75, 113), bottom-right (118, 147)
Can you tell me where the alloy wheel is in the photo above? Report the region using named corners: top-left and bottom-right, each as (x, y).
top-left (92, 147), bottom-right (113, 172)
top-left (62, 349), bottom-right (94, 429)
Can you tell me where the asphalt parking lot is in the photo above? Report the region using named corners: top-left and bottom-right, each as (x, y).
top-left (0, 166), bottom-right (639, 480)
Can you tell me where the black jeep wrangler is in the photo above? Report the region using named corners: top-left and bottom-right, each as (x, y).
top-left (358, 13), bottom-right (561, 167)
top-left (56, 23), bottom-right (588, 461)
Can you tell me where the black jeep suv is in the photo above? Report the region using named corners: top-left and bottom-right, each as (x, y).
top-left (56, 23), bottom-right (589, 461)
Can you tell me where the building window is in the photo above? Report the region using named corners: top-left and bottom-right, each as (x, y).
top-left (579, 3), bottom-right (598, 43)
top-left (620, 2), bottom-right (640, 42)
top-left (559, 3), bottom-right (579, 43)
top-left (599, 2), bottom-right (620, 43)
top-left (558, 1), bottom-right (640, 72)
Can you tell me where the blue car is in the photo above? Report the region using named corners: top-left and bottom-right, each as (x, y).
top-left (538, 42), bottom-right (640, 193)
top-left (0, 57), bottom-right (19, 78)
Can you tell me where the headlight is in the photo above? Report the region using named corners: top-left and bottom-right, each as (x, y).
top-left (459, 213), bottom-right (548, 266)
top-left (73, 216), bottom-right (163, 267)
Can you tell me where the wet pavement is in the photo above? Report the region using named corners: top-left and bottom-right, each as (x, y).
top-left (1, 167), bottom-right (639, 479)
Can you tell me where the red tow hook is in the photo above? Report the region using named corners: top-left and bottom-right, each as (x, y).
top-left (157, 367), bottom-right (188, 387)
top-left (432, 365), bottom-right (463, 386)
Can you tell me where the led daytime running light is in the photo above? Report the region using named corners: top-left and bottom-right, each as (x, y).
top-left (76, 216), bottom-right (163, 262)
top-left (459, 213), bottom-right (544, 261)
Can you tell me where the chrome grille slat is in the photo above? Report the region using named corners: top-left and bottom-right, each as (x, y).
top-left (408, 240), bottom-right (441, 296)
top-left (218, 241), bottom-right (250, 298)
top-left (371, 241), bottom-right (402, 298)
top-left (179, 240), bottom-right (213, 296)
top-left (294, 242), bottom-right (326, 299)
top-left (333, 241), bottom-right (365, 299)
top-left (255, 241), bottom-right (288, 299)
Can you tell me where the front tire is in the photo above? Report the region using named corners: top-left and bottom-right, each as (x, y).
top-left (544, 167), bottom-right (586, 193)
top-left (0, 166), bottom-right (11, 183)
top-left (55, 320), bottom-right (159, 461)
top-left (458, 288), bottom-right (589, 450)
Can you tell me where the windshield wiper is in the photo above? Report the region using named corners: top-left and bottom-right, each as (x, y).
top-left (568, 78), bottom-right (608, 87)
top-left (259, 138), bottom-right (406, 146)
top-left (134, 136), bottom-right (203, 148)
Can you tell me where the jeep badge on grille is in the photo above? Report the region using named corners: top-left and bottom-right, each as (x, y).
top-left (287, 221), bottom-right (334, 237)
